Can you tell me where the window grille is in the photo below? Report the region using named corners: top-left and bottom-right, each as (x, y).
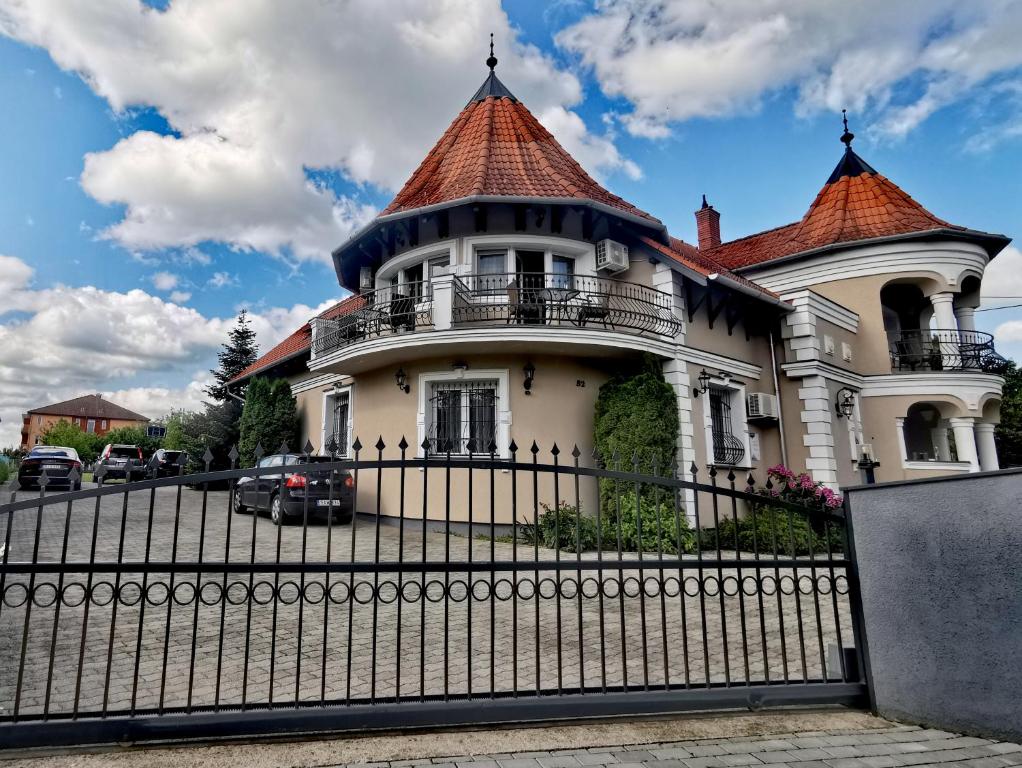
top-left (329, 391), bottom-right (350, 456)
top-left (428, 380), bottom-right (498, 454)
top-left (708, 387), bottom-right (745, 465)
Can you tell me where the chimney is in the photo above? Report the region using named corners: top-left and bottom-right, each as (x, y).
top-left (695, 195), bottom-right (721, 250)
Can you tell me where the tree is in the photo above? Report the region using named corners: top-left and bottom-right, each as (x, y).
top-left (206, 309), bottom-right (259, 403)
top-left (995, 361), bottom-right (1022, 468)
top-left (102, 425), bottom-right (162, 459)
top-left (238, 377), bottom-right (300, 467)
top-left (593, 354), bottom-right (679, 515)
top-left (39, 420), bottom-right (105, 463)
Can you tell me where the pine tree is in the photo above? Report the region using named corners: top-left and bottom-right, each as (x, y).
top-left (206, 310), bottom-right (259, 403)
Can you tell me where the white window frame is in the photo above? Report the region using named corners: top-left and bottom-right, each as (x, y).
top-left (321, 384), bottom-right (354, 457)
top-left (416, 368), bottom-right (511, 458)
top-left (465, 234), bottom-right (595, 288)
top-left (375, 242), bottom-right (456, 289)
top-left (701, 375), bottom-right (752, 469)
top-left (86, 419), bottom-right (96, 434)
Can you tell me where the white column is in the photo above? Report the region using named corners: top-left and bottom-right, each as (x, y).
top-left (430, 273), bottom-right (456, 331)
top-left (931, 425), bottom-right (952, 462)
top-left (930, 292), bottom-right (959, 368)
top-left (930, 292), bottom-right (958, 330)
top-left (955, 306), bottom-right (977, 333)
top-left (974, 422), bottom-right (1000, 472)
top-left (949, 417), bottom-right (980, 473)
top-left (662, 358), bottom-right (696, 526)
top-left (797, 375), bottom-right (839, 489)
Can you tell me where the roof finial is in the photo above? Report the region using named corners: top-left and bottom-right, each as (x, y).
top-left (840, 108), bottom-right (855, 149)
top-left (486, 33), bottom-right (498, 71)
top-left (701, 194), bottom-right (710, 209)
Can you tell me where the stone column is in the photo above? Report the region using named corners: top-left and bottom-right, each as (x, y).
top-left (955, 306), bottom-right (977, 333)
top-left (949, 417), bottom-right (980, 473)
top-left (974, 422), bottom-right (1000, 472)
top-left (430, 273), bottom-right (456, 331)
top-left (931, 425), bottom-right (952, 462)
top-left (930, 293), bottom-right (959, 368)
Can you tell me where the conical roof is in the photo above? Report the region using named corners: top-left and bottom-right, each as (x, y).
top-left (380, 69), bottom-right (657, 222)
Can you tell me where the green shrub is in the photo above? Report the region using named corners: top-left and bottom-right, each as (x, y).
top-left (602, 491), bottom-right (693, 555)
top-left (518, 502), bottom-right (599, 552)
top-left (239, 377), bottom-right (300, 467)
top-left (698, 504), bottom-right (844, 556)
top-left (0, 461), bottom-right (9, 485)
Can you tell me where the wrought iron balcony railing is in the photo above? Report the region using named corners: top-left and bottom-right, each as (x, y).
top-left (311, 281), bottom-right (433, 357)
top-left (451, 272), bottom-right (682, 337)
top-left (311, 272), bottom-right (681, 359)
top-left (888, 329), bottom-right (1008, 373)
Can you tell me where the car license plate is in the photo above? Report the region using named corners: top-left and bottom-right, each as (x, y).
top-left (316, 499), bottom-right (341, 507)
top-left (42, 464), bottom-right (66, 471)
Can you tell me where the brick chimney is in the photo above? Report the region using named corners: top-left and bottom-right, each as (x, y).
top-left (695, 195), bottom-right (721, 250)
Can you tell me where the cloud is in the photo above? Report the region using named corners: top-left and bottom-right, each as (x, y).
top-left (151, 271), bottom-right (179, 291)
top-left (207, 271), bottom-right (237, 289)
top-left (557, 0), bottom-right (1022, 142)
top-left (982, 246), bottom-right (1022, 307)
top-left (169, 290), bottom-right (192, 303)
top-left (0, 0), bottom-right (633, 264)
top-left (0, 255), bottom-right (340, 447)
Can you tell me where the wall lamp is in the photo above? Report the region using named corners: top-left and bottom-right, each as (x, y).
top-left (523, 361), bottom-right (536, 395)
top-left (395, 367), bottom-right (410, 394)
top-left (692, 369), bottom-right (731, 398)
top-left (835, 387), bottom-right (856, 418)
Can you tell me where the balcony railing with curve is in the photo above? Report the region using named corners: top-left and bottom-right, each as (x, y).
top-left (311, 281), bottom-right (433, 357)
top-left (888, 328), bottom-right (1008, 373)
top-left (451, 272), bottom-right (682, 337)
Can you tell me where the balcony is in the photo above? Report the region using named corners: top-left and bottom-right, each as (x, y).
top-left (311, 272), bottom-right (681, 361)
top-left (888, 329), bottom-right (1007, 373)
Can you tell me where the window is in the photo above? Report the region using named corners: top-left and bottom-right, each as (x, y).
top-left (73, 417), bottom-right (81, 427)
top-left (330, 390), bottom-right (351, 456)
top-left (86, 419), bottom-right (96, 434)
top-left (404, 262), bottom-right (424, 300)
top-left (428, 255), bottom-right (450, 278)
top-left (476, 248), bottom-right (507, 294)
top-left (551, 255), bottom-right (575, 290)
top-left (708, 388), bottom-right (746, 466)
top-left (428, 380), bottom-right (498, 454)
top-left (101, 419), bottom-right (107, 430)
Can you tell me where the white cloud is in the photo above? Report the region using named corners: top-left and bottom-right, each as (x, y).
top-left (0, 0), bottom-right (632, 264)
top-left (982, 246), bottom-right (1022, 307)
top-left (151, 271), bottom-right (179, 291)
top-left (169, 290), bottom-right (192, 303)
top-left (207, 271), bottom-right (237, 289)
top-left (0, 255), bottom-right (340, 448)
top-left (557, 0), bottom-right (1022, 142)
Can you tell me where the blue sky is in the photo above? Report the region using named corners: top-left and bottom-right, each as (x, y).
top-left (0, 0), bottom-right (1020, 446)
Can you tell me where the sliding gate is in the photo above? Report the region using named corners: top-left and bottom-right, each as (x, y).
top-left (0, 439), bottom-right (868, 748)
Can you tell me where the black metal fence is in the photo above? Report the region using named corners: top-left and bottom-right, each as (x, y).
top-left (0, 439), bottom-right (867, 748)
top-left (311, 281), bottom-right (433, 356)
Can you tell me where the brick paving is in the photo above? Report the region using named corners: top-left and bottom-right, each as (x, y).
top-left (321, 726), bottom-right (1022, 768)
top-left (1, 485), bottom-right (854, 719)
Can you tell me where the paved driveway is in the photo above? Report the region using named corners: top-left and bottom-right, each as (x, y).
top-left (0, 485), bottom-right (853, 718)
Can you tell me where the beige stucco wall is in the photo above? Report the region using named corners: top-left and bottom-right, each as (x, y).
top-left (810, 274), bottom-right (904, 375)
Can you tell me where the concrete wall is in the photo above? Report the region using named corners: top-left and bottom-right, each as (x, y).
top-left (846, 469), bottom-right (1022, 742)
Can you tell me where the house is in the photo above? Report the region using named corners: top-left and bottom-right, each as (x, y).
top-left (230, 53), bottom-right (1010, 523)
top-left (21, 394), bottom-right (150, 449)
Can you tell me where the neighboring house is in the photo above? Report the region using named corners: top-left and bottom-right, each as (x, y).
top-left (20, 394), bottom-right (150, 449)
top-left (230, 55), bottom-right (1010, 522)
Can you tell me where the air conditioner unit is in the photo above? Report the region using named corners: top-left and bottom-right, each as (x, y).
top-left (746, 392), bottom-right (779, 420)
top-left (595, 239), bottom-right (629, 273)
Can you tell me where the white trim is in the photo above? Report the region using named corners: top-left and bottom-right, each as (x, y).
top-left (859, 372), bottom-right (1003, 413)
top-left (416, 368), bottom-right (512, 459)
top-left (375, 240), bottom-right (457, 284)
top-left (310, 327), bottom-right (679, 372)
top-left (291, 372), bottom-right (345, 395)
top-left (744, 240), bottom-right (989, 294)
top-left (780, 289), bottom-right (859, 332)
top-left (676, 347), bottom-right (761, 379)
top-left (903, 460), bottom-right (973, 472)
top-left (781, 361), bottom-right (865, 388)
top-left (320, 384), bottom-right (354, 457)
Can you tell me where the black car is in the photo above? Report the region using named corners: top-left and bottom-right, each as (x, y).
top-left (145, 449), bottom-right (188, 479)
top-left (18, 446), bottom-right (83, 491)
top-left (234, 454), bottom-right (354, 525)
top-left (95, 443), bottom-right (144, 483)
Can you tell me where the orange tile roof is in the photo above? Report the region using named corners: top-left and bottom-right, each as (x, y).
top-left (381, 72), bottom-right (658, 224)
top-left (229, 295), bottom-right (364, 384)
top-left (707, 147), bottom-right (970, 270)
top-left (640, 235), bottom-right (782, 301)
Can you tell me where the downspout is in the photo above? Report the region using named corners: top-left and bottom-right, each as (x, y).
top-left (769, 328), bottom-right (788, 467)
top-left (226, 390), bottom-right (246, 405)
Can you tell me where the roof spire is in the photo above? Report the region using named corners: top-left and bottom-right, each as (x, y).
top-left (840, 108), bottom-right (855, 149)
top-left (486, 32), bottom-right (498, 71)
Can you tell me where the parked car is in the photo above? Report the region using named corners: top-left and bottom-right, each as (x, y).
top-left (18, 446), bottom-right (83, 491)
top-left (145, 449), bottom-right (188, 479)
top-left (96, 443), bottom-right (144, 484)
top-left (234, 454), bottom-right (354, 525)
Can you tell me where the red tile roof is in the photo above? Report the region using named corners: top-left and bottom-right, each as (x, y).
top-left (28, 394), bottom-right (149, 422)
top-left (706, 148), bottom-right (972, 271)
top-left (229, 296), bottom-right (364, 384)
top-left (381, 73), bottom-right (658, 224)
top-left (639, 235), bottom-right (782, 301)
